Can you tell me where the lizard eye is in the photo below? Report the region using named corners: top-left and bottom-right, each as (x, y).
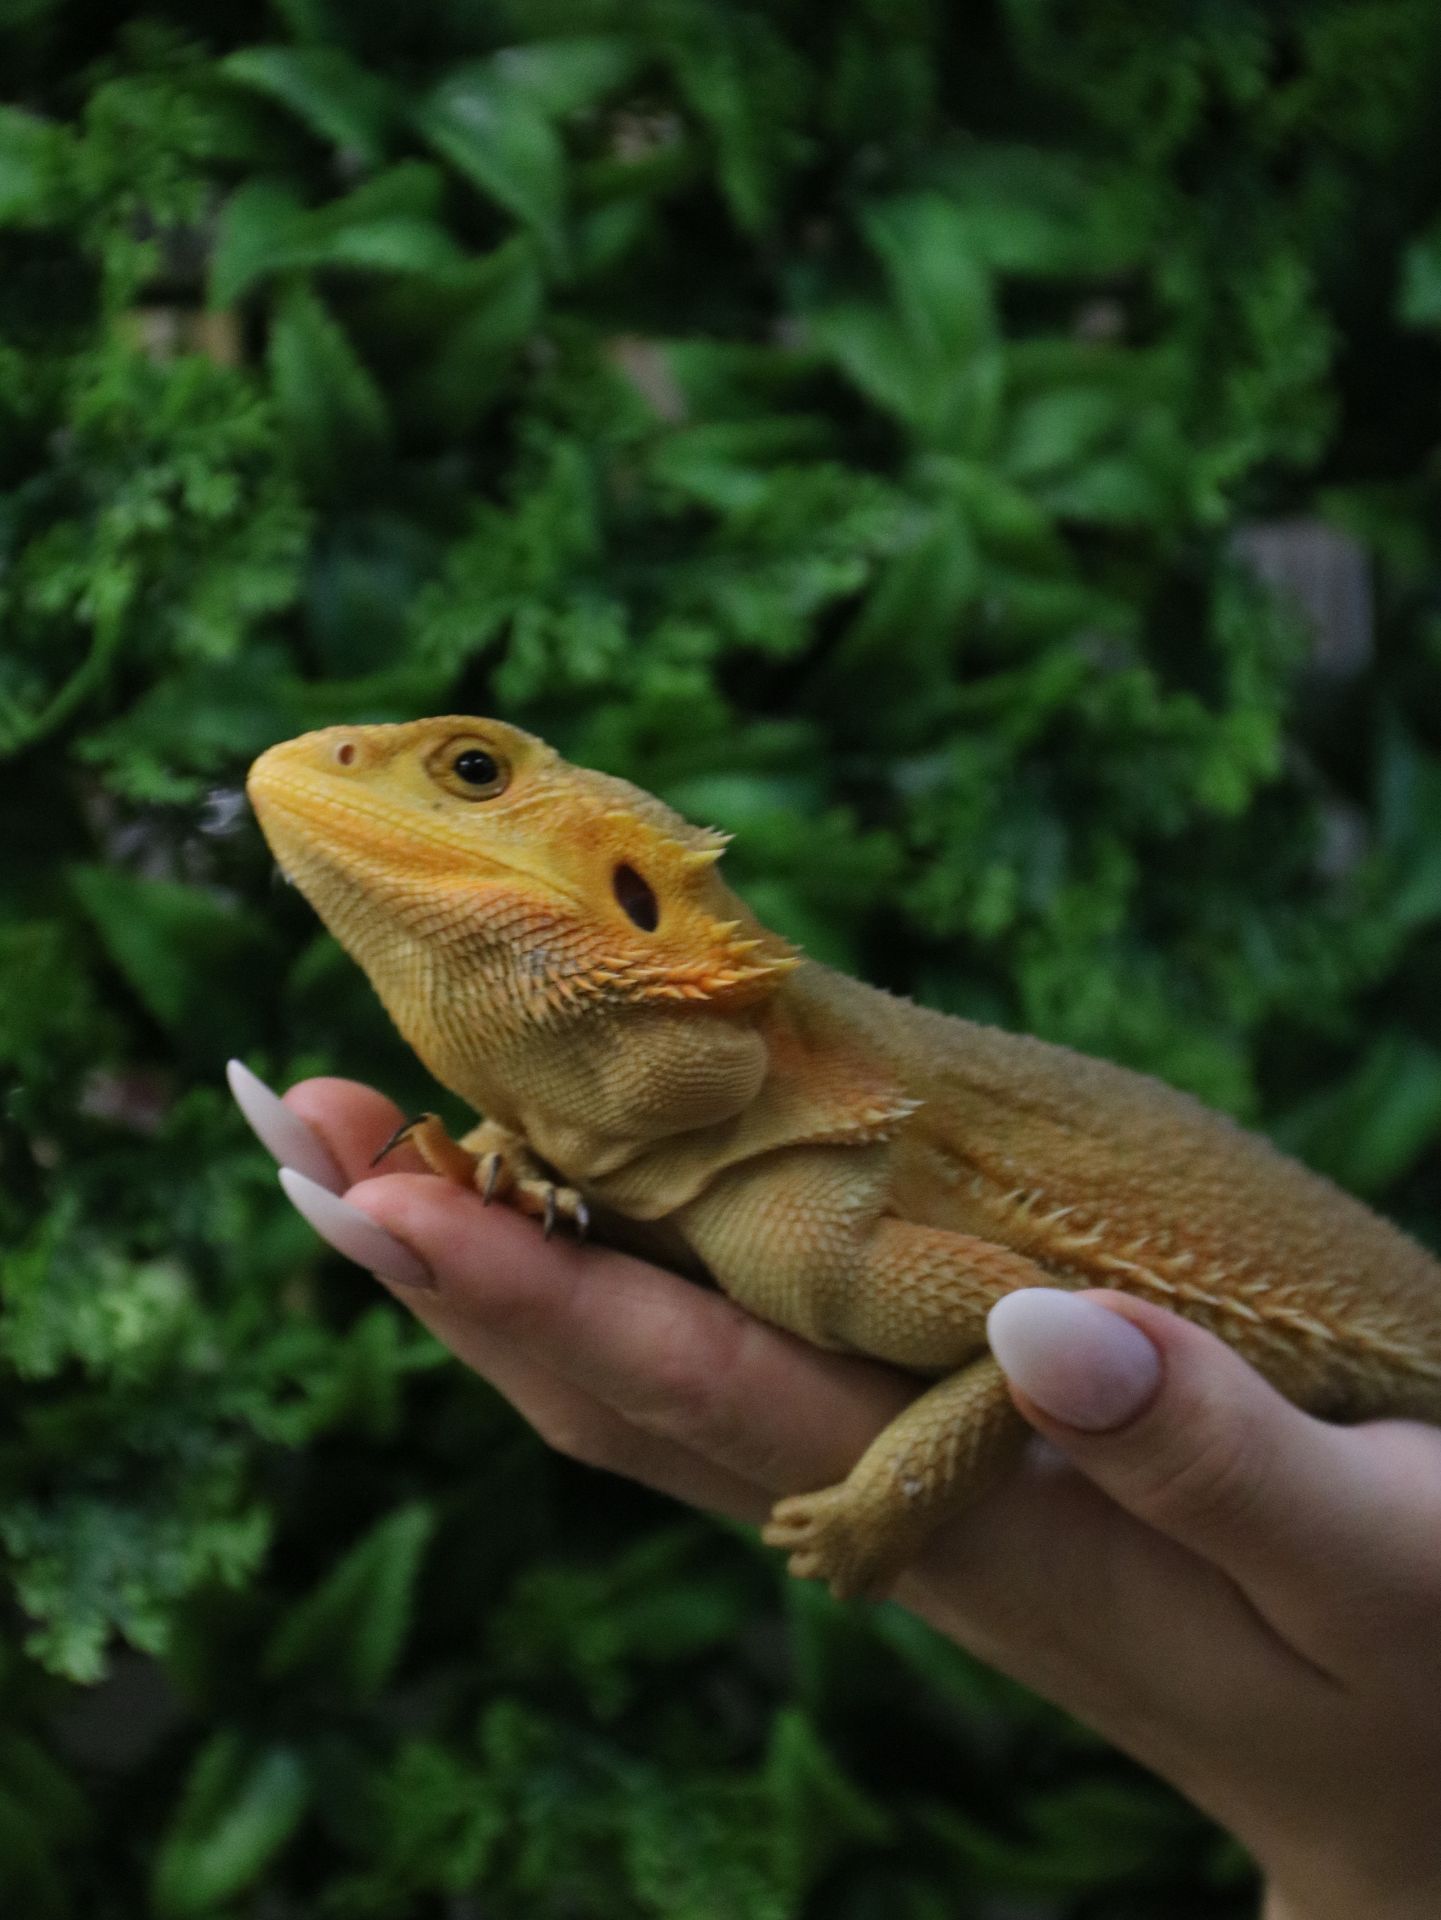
top-left (454, 749), bottom-right (501, 788)
top-left (429, 740), bottom-right (511, 799)
top-left (613, 863), bottom-right (659, 932)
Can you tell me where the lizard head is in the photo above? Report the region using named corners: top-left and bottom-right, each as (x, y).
top-left (247, 717), bottom-right (800, 1023)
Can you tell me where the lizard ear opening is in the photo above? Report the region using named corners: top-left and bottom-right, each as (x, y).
top-left (613, 863), bottom-right (659, 932)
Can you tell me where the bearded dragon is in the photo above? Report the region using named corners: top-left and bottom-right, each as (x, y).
top-left (247, 717), bottom-right (1441, 1598)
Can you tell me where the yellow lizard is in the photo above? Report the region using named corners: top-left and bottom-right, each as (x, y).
top-left (248, 716), bottom-right (1441, 1599)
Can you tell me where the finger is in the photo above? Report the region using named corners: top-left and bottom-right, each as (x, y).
top-left (226, 1063), bottom-right (431, 1188)
top-left (228, 1059), bottom-right (349, 1191)
top-left (275, 1165), bottom-right (770, 1525)
top-left (344, 1169), bottom-right (915, 1501)
top-left (898, 1437), bottom-right (1339, 1791)
top-left (987, 1288), bottom-right (1441, 1675)
top-left (283, 1075), bottom-right (431, 1184)
top-left (269, 1077), bottom-right (778, 1520)
top-left (407, 1296), bottom-right (771, 1529)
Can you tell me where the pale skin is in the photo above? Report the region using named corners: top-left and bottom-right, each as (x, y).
top-left (281, 1075), bottom-right (1441, 1920)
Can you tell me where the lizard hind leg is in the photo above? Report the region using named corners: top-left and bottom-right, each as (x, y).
top-left (762, 1355), bottom-right (1027, 1601)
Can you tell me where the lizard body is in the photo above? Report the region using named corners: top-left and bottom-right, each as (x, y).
top-left (249, 717), bottom-right (1441, 1596)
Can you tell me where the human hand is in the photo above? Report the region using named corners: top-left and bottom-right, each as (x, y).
top-left (231, 1065), bottom-right (1441, 1920)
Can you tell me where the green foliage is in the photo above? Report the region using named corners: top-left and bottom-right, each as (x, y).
top-left (3, 0), bottom-right (1441, 1912)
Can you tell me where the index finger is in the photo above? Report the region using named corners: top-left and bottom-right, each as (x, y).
top-left (283, 1074), bottom-right (432, 1183)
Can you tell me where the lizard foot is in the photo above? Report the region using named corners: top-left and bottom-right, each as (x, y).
top-left (374, 1117), bottom-right (590, 1239)
top-left (459, 1123), bottom-right (590, 1240)
top-left (761, 1486), bottom-right (904, 1602)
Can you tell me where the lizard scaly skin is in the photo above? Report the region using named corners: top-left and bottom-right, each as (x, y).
top-left (248, 717), bottom-right (1441, 1598)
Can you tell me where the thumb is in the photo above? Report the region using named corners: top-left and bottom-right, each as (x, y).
top-left (985, 1288), bottom-right (1438, 1657)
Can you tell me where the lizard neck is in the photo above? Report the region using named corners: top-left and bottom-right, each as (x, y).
top-left (379, 931), bottom-right (774, 1178)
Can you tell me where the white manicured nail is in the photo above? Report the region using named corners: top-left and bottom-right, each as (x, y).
top-left (987, 1289), bottom-right (1161, 1431)
top-left (278, 1168), bottom-right (434, 1291)
top-left (227, 1058), bottom-right (345, 1193)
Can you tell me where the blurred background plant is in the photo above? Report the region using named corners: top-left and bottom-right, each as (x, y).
top-left (3, 0), bottom-right (1441, 1912)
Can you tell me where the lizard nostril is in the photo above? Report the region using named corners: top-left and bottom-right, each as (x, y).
top-left (334, 741), bottom-right (357, 768)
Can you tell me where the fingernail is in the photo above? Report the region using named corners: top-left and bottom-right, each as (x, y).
top-left (227, 1059), bottom-right (345, 1193)
top-left (987, 1289), bottom-right (1161, 1432)
top-left (278, 1167), bottom-right (435, 1291)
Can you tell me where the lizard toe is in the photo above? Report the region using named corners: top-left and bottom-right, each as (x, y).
top-left (513, 1177), bottom-right (591, 1240)
top-left (378, 1113), bottom-right (481, 1187)
top-left (763, 1487), bottom-right (898, 1599)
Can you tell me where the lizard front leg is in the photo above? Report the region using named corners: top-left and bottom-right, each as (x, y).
top-left (378, 1114), bottom-right (590, 1238)
top-left (675, 1147), bottom-right (1050, 1598)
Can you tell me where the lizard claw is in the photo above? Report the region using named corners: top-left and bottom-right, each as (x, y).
top-left (539, 1183), bottom-right (589, 1242)
top-left (480, 1152), bottom-right (502, 1204)
top-left (509, 1174), bottom-right (590, 1239)
top-left (370, 1112), bottom-right (434, 1168)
